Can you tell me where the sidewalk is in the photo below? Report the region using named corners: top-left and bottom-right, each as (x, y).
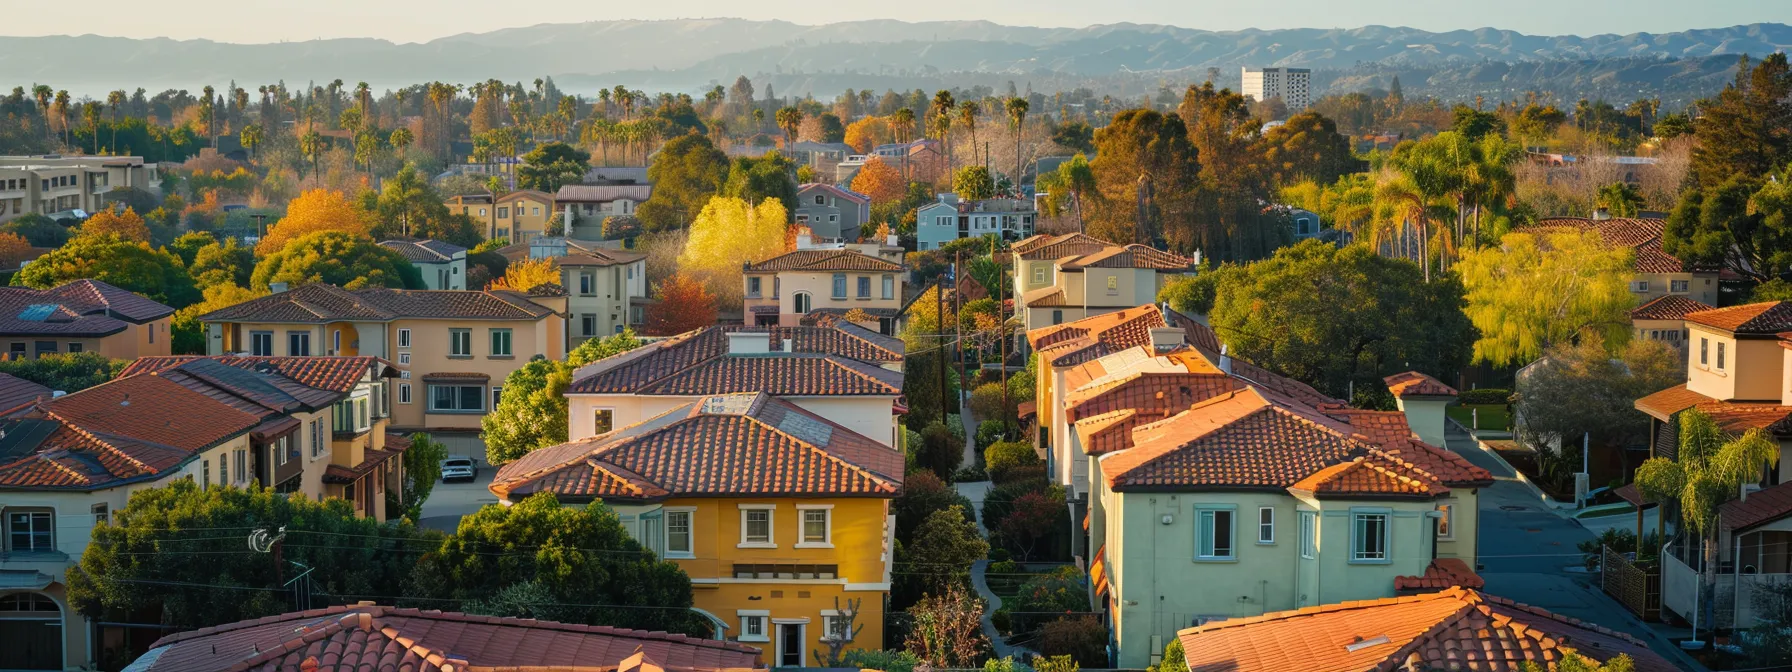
top-left (970, 559), bottom-right (1038, 660)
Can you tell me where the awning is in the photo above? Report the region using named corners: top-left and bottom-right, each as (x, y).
top-left (1090, 545), bottom-right (1109, 598)
top-left (250, 416), bottom-right (301, 441)
top-left (422, 372), bottom-right (490, 382)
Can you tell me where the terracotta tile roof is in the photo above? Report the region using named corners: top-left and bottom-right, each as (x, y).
top-left (1721, 480), bottom-right (1792, 532)
top-left (1633, 384), bottom-right (1792, 432)
top-left (1027, 305), bottom-right (1168, 367)
top-left (1633, 384), bottom-right (1710, 420)
top-left (1014, 233), bottom-right (1112, 260)
top-left (1383, 371), bottom-right (1458, 398)
top-left (1163, 308), bottom-right (1223, 352)
top-left (0, 279), bottom-right (174, 337)
top-left (1394, 558), bottom-right (1485, 593)
top-left (1630, 294), bottom-right (1710, 320)
top-left (1060, 244), bottom-right (1196, 270)
top-left (1289, 455), bottom-right (1449, 497)
top-left (45, 374), bottom-right (261, 452)
top-left (495, 188), bottom-right (554, 204)
top-left (491, 393), bottom-right (902, 502)
top-left (557, 183), bottom-right (653, 203)
top-left (378, 239), bottom-right (466, 262)
top-left (0, 373), bottom-right (50, 411)
top-left (1532, 216), bottom-right (1710, 276)
top-left (568, 325), bottom-right (901, 396)
top-left (199, 283), bottom-right (556, 324)
top-left (322, 435), bottom-right (407, 485)
top-left (120, 356), bottom-right (391, 394)
top-left (743, 249), bottom-right (903, 273)
top-left (1685, 301), bottom-right (1792, 334)
top-left (1177, 587), bottom-right (1677, 672)
top-left (1021, 286), bottom-right (1069, 307)
top-left (1375, 438), bottom-right (1495, 488)
top-left (137, 603), bottom-right (764, 672)
top-left (494, 238), bottom-right (647, 267)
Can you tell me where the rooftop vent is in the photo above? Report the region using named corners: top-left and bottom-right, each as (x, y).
top-left (1344, 635), bottom-right (1391, 653)
top-left (726, 331), bottom-right (781, 355)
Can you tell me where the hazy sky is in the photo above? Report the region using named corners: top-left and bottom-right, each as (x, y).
top-left (3, 0), bottom-right (1786, 43)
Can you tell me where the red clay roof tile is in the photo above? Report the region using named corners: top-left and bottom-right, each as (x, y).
top-left (1630, 294), bottom-right (1710, 320)
top-left (1383, 371), bottom-right (1458, 398)
top-left (1685, 301), bottom-right (1792, 334)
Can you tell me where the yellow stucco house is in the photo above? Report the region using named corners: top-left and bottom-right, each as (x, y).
top-left (445, 190), bottom-right (557, 243)
top-left (489, 392), bottom-right (902, 666)
top-left (1531, 216), bottom-right (1720, 306)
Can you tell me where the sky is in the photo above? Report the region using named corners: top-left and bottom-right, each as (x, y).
top-left (1, 0), bottom-right (1785, 43)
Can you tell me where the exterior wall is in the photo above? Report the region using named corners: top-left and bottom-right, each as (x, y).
top-left (794, 187), bottom-right (869, 242)
top-left (1434, 491), bottom-right (1479, 563)
top-left (742, 271), bottom-right (903, 327)
top-left (1633, 318), bottom-right (1689, 355)
top-left (1632, 271), bottom-right (1718, 307)
top-left (915, 204), bottom-right (958, 251)
top-left (0, 318), bottom-right (169, 363)
top-left (565, 260), bottom-right (645, 346)
top-left (387, 316), bottom-right (564, 432)
top-left (1395, 397), bottom-right (1451, 448)
top-left (568, 394), bottom-right (900, 448)
top-left (497, 195), bottom-right (555, 242)
top-left (1687, 326), bottom-right (1779, 402)
top-left (0, 158), bottom-right (154, 224)
top-left (1023, 305), bottom-right (1121, 333)
top-left (415, 259), bottom-right (468, 290)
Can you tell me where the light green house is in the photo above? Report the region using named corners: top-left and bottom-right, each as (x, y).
top-left (1088, 383), bottom-right (1492, 668)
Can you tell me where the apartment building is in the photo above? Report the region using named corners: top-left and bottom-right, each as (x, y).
top-left (0, 155), bottom-right (159, 224)
top-left (198, 283), bottom-right (567, 437)
top-left (1009, 233), bottom-right (1195, 332)
top-left (443, 190), bottom-right (557, 243)
top-left (491, 391), bottom-right (901, 664)
top-left (379, 239), bottom-right (468, 290)
top-left (498, 237), bottom-right (648, 347)
top-left (1241, 67), bottom-right (1312, 111)
top-left (557, 184), bottom-right (652, 234)
top-left (1530, 215), bottom-right (1720, 306)
top-left (0, 279), bottom-right (174, 361)
top-left (794, 183), bottom-right (871, 243)
top-left (915, 195), bottom-right (1036, 250)
top-left (0, 355), bottom-right (396, 671)
top-left (742, 240), bottom-right (905, 333)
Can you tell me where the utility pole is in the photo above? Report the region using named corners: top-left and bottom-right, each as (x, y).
top-left (936, 279), bottom-right (949, 423)
top-left (998, 239), bottom-right (1008, 434)
top-left (955, 250), bottom-right (964, 400)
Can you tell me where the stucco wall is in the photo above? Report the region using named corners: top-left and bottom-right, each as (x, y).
top-left (1688, 326), bottom-right (1779, 402)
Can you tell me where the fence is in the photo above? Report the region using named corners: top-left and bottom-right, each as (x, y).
top-left (1599, 545), bottom-right (1660, 621)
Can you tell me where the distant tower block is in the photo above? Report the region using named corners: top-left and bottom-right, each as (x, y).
top-left (1241, 67), bottom-right (1312, 112)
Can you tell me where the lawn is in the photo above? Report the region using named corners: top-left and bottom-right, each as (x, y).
top-left (1448, 404), bottom-right (1510, 431)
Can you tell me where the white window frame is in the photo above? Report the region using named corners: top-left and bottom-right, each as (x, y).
top-left (737, 611), bottom-right (770, 643)
top-left (1299, 511), bottom-right (1317, 559)
top-left (6, 509), bottom-right (54, 552)
top-left (881, 275), bottom-right (894, 299)
top-left (664, 506), bottom-right (696, 559)
top-left (398, 352), bottom-right (411, 365)
top-left (309, 418), bottom-right (326, 459)
top-left (398, 383), bottom-right (412, 404)
top-left (739, 504), bottom-right (776, 548)
top-left (397, 328), bottom-right (411, 348)
top-left (1195, 506), bottom-right (1236, 561)
top-left (1436, 503), bottom-right (1454, 540)
top-left (250, 330), bottom-right (274, 356)
top-left (1350, 510), bottom-right (1391, 564)
top-left (1256, 506), bottom-right (1275, 544)
top-left (796, 504), bottom-right (833, 548)
top-left (820, 610), bottom-right (855, 642)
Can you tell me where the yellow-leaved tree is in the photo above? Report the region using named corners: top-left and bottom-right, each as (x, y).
top-left (488, 257), bottom-right (561, 292)
top-left (81, 206), bottom-right (151, 242)
top-left (255, 189), bottom-right (372, 255)
top-left (678, 196), bottom-right (788, 305)
top-left (1457, 228), bottom-right (1636, 367)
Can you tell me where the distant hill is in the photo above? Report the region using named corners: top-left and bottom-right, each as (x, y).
top-left (3, 19), bottom-right (1787, 100)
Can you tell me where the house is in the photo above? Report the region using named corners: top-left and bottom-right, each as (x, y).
top-left (915, 195), bottom-right (1036, 250)
top-left (497, 237), bottom-right (649, 346)
top-left (1529, 215), bottom-right (1720, 306)
top-left (444, 190), bottom-right (556, 243)
top-left (0, 355), bottom-right (396, 672)
top-left (0, 279), bottom-right (174, 360)
top-left (794, 183), bottom-right (872, 243)
top-left (1287, 207), bottom-right (1323, 239)
top-left (564, 324), bottom-right (903, 448)
top-left (378, 239), bottom-right (468, 290)
top-left (1629, 294), bottom-right (1708, 355)
top-left (1174, 587), bottom-right (1677, 672)
top-left (127, 603), bottom-right (765, 672)
top-left (1383, 371), bottom-right (1458, 448)
top-left (197, 283), bottom-right (566, 443)
top-left (491, 391), bottom-right (901, 666)
top-left (790, 141), bottom-right (856, 166)
top-left (742, 242), bottom-right (905, 333)
top-left (1009, 233), bottom-right (1195, 333)
top-left (0, 155), bottom-right (159, 223)
top-left (558, 184), bottom-right (653, 232)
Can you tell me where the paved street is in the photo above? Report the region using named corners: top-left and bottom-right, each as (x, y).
top-left (418, 468), bottom-right (499, 533)
top-left (1442, 426), bottom-right (1705, 670)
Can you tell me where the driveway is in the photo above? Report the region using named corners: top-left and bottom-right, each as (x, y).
top-left (418, 468), bottom-right (499, 533)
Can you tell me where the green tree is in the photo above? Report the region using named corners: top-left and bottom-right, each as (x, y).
top-left (1519, 651), bottom-right (1634, 672)
top-left (569, 327), bottom-right (643, 367)
top-left (1513, 338), bottom-right (1683, 474)
top-left (0, 213), bottom-right (71, 247)
top-left (1208, 239), bottom-right (1474, 400)
top-left (638, 133), bottom-right (730, 232)
top-left (1051, 121), bottom-right (1095, 154)
top-left (952, 166), bottom-right (996, 201)
top-left (482, 358), bottom-right (572, 464)
top-left (892, 470), bottom-right (975, 542)
top-left (1689, 53), bottom-right (1792, 188)
top-left (1087, 108), bottom-right (1198, 249)
top-left (373, 163), bottom-right (480, 247)
top-left (250, 231), bottom-right (423, 291)
top-left (894, 505), bottom-right (988, 607)
top-left (1259, 111), bottom-right (1357, 187)
top-left (816, 112), bottom-right (846, 143)
top-left (171, 283), bottom-right (267, 354)
top-left (388, 432), bottom-right (448, 523)
top-left (723, 151), bottom-right (798, 215)
top-left (1595, 182), bottom-right (1646, 218)
top-left (67, 480), bottom-right (439, 631)
top-left (1663, 173), bottom-right (1792, 282)
top-left (1511, 103), bottom-right (1568, 147)
top-left (1181, 84), bottom-right (1284, 261)
top-left (517, 142), bottom-right (592, 194)
top-left (12, 233), bottom-right (199, 308)
top-left (166, 230), bottom-right (216, 266)
top-left (1450, 105), bottom-right (1505, 139)
top-left (409, 494), bottom-right (709, 635)
top-left (1457, 229), bottom-right (1636, 366)
top-left (189, 238), bottom-right (256, 290)
top-left (0, 352), bottom-right (123, 392)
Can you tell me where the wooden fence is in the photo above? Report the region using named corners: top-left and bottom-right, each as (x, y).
top-left (1601, 545), bottom-right (1661, 622)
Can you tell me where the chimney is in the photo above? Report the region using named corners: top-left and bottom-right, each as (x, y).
top-left (726, 331), bottom-right (777, 354)
top-left (1218, 344), bottom-right (1233, 375)
top-left (1592, 207), bottom-right (1612, 221)
top-left (887, 233), bottom-right (899, 247)
top-left (269, 282), bottom-right (289, 294)
top-left (1149, 326), bottom-right (1184, 353)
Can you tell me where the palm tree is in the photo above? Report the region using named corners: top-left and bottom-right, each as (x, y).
top-left (201, 85), bottom-right (217, 148)
top-left (957, 100), bottom-right (980, 166)
top-left (1006, 97), bottom-right (1029, 195)
top-left (83, 102), bottom-right (102, 155)
top-left (355, 81), bottom-right (372, 118)
top-left (776, 107), bottom-right (803, 158)
top-left (931, 90), bottom-right (956, 175)
top-left (52, 90), bottom-right (71, 147)
top-left (389, 127), bottom-right (414, 155)
top-left (241, 124), bottom-right (264, 160)
top-left (32, 85), bottom-right (53, 141)
top-left (892, 107), bottom-right (915, 179)
top-left (106, 90), bottom-right (126, 152)
top-left (299, 130), bottom-right (324, 182)
top-left (1372, 170), bottom-right (1453, 282)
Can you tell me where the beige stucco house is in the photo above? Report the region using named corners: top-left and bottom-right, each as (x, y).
top-left (498, 237), bottom-right (648, 347)
top-left (0, 280), bottom-right (174, 362)
top-left (444, 190), bottom-right (556, 243)
top-left (1009, 233), bottom-right (1195, 333)
top-left (1532, 216), bottom-right (1720, 306)
top-left (1629, 294), bottom-right (1709, 357)
top-left (742, 242), bottom-right (905, 334)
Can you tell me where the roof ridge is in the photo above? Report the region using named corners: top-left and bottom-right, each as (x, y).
top-left (1185, 588), bottom-right (1469, 635)
top-left (741, 413), bottom-right (900, 493)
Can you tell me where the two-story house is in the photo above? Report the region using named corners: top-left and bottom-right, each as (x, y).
top-left (794, 184), bottom-right (871, 243)
top-left (1531, 215), bottom-right (1720, 306)
top-left (914, 196), bottom-right (1036, 250)
top-left (197, 283), bottom-right (567, 444)
top-left (557, 184), bottom-right (652, 234)
top-left (0, 355), bottom-right (396, 671)
top-left (564, 324), bottom-right (904, 448)
top-left (490, 391), bottom-right (902, 665)
top-left (498, 237), bottom-right (649, 346)
top-left (444, 191), bottom-right (556, 243)
top-left (742, 245), bottom-right (905, 333)
top-left (1629, 294), bottom-right (1710, 356)
top-left (1009, 233), bottom-right (1196, 333)
top-left (0, 155), bottom-right (159, 224)
top-left (380, 239), bottom-right (468, 290)
top-left (0, 279), bottom-right (174, 361)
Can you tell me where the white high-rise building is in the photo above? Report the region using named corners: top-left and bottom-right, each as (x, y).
top-left (1241, 67), bottom-right (1312, 112)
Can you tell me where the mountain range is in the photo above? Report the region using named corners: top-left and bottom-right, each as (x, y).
top-left (4, 19), bottom-right (1788, 100)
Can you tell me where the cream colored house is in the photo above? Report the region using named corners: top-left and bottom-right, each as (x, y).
top-left (1533, 216), bottom-right (1719, 306)
top-left (199, 283), bottom-right (567, 437)
top-left (1629, 294), bottom-right (1709, 357)
top-left (1009, 233), bottom-right (1195, 333)
top-left (379, 239), bottom-right (468, 290)
top-left (444, 190), bottom-right (556, 244)
top-left (0, 355), bottom-right (397, 671)
top-left (564, 324), bottom-right (903, 448)
top-left (742, 242), bottom-right (905, 334)
top-left (0, 155), bottom-right (158, 223)
top-left (498, 237), bottom-right (648, 347)
top-left (0, 280), bottom-right (174, 362)
top-left (556, 184), bottom-right (651, 234)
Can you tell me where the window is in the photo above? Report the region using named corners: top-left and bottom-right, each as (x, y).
top-left (399, 383), bottom-right (412, 404)
top-left (1257, 507), bottom-right (1275, 544)
top-left (1630, 280), bottom-right (1649, 292)
top-left (580, 272), bottom-right (595, 295)
top-left (489, 328), bottom-right (513, 356)
top-left (581, 314), bottom-right (597, 336)
top-left (832, 273), bottom-right (847, 298)
top-left (7, 510), bottom-right (52, 552)
top-left (882, 275), bottom-right (895, 299)
top-left (664, 508), bottom-right (694, 558)
top-left (739, 613), bottom-right (769, 642)
top-left (219, 452), bottom-right (229, 485)
top-left (794, 292), bottom-right (812, 314)
top-left (1436, 504), bottom-right (1453, 540)
top-left (1105, 275), bottom-right (1119, 295)
top-left (491, 386), bottom-right (504, 409)
top-left (1718, 342), bottom-right (1727, 370)
top-left (814, 194), bottom-right (826, 205)
top-left (397, 328), bottom-right (411, 348)
top-left (202, 459), bottom-right (210, 489)
top-left (1032, 266), bottom-right (1046, 285)
top-left (398, 352), bottom-right (411, 365)
top-left (593, 408), bottom-right (614, 435)
top-left (334, 396), bottom-right (371, 433)
top-left (798, 506), bottom-right (831, 547)
top-left (748, 277), bottom-right (762, 298)
top-left (288, 331), bottom-right (311, 356)
top-left (450, 329), bottom-right (471, 356)
top-left (67, 342), bottom-right (82, 353)
top-left (498, 207), bottom-right (509, 218)
top-left (33, 341), bottom-right (55, 358)
top-left (822, 612), bottom-right (854, 642)
top-left (274, 434), bottom-right (291, 466)
top-left (857, 276), bottom-right (871, 298)
top-left (429, 385), bottom-right (486, 413)
top-left (6, 342), bottom-right (21, 359)
top-left (332, 329), bottom-right (341, 354)
top-left (1701, 338), bottom-right (1709, 366)
top-left (310, 418), bottom-right (325, 457)
top-left (1671, 279), bottom-right (1690, 293)
top-left (1351, 512), bottom-right (1390, 562)
top-left (1196, 507), bottom-right (1235, 560)
top-left (1299, 511), bottom-right (1317, 559)
top-left (91, 503), bottom-right (109, 527)
top-left (1051, 310), bottom-right (1063, 325)
top-left (740, 506), bottom-right (775, 547)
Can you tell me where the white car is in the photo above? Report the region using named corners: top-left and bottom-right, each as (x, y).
top-left (440, 457), bottom-right (477, 483)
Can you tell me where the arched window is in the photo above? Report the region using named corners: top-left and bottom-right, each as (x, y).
top-left (793, 292), bottom-right (813, 314)
top-left (0, 593), bottom-right (58, 613)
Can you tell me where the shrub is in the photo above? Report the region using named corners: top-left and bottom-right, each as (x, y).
top-left (988, 548), bottom-right (1012, 563)
top-left (1007, 566), bottom-right (1091, 633)
top-left (893, 470), bottom-right (974, 542)
top-left (916, 421), bottom-right (963, 480)
top-left (985, 440), bottom-right (1039, 479)
top-left (1458, 388), bottom-right (1511, 405)
top-left (0, 352), bottom-right (126, 393)
top-left (841, 649), bottom-right (921, 672)
top-left (969, 382), bottom-right (1013, 421)
top-left (976, 419), bottom-right (1008, 451)
top-left (1036, 617), bottom-right (1108, 667)
top-left (985, 655), bottom-right (1034, 672)
top-left (996, 463), bottom-right (1048, 485)
top-left (984, 480), bottom-right (1070, 560)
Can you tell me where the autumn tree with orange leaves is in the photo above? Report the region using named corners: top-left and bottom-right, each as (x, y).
top-left (850, 157), bottom-right (906, 206)
top-left (0, 232), bottom-right (34, 261)
top-left (81, 207), bottom-right (151, 242)
top-left (644, 274), bottom-right (718, 336)
top-left (255, 189), bottom-right (372, 255)
top-left (488, 257), bottom-right (561, 292)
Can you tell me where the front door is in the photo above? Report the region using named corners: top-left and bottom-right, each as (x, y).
top-left (777, 622), bottom-right (803, 667)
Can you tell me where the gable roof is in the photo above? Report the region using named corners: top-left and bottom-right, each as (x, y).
top-left (134, 603), bottom-right (764, 672)
top-left (744, 249), bottom-right (902, 273)
top-left (568, 325), bottom-right (902, 397)
top-left (0, 373), bottom-right (50, 411)
top-left (1383, 371), bottom-right (1458, 399)
top-left (797, 182), bottom-right (871, 204)
top-left (1685, 301), bottom-right (1792, 335)
top-left (494, 238), bottom-right (648, 267)
top-left (1013, 232), bottom-right (1112, 260)
top-left (120, 356), bottom-right (393, 394)
top-left (1634, 383), bottom-right (1792, 432)
top-left (557, 184), bottom-right (653, 203)
top-left (1630, 294), bottom-right (1711, 320)
top-left (1027, 305), bottom-right (1170, 367)
top-left (199, 283), bottom-right (556, 324)
top-left (378, 239), bottom-right (466, 262)
top-left (496, 188), bottom-right (554, 204)
top-left (1532, 216), bottom-right (1709, 275)
top-left (1176, 587), bottom-right (1677, 672)
top-left (0, 280), bottom-right (174, 337)
top-left (492, 393), bottom-right (902, 502)
top-left (1058, 244), bottom-right (1196, 271)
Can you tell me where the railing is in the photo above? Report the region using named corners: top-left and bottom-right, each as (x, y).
top-left (1599, 545), bottom-right (1660, 621)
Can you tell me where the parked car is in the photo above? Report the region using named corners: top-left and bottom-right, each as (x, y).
top-left (441, 457), bottom-right (477, 483)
